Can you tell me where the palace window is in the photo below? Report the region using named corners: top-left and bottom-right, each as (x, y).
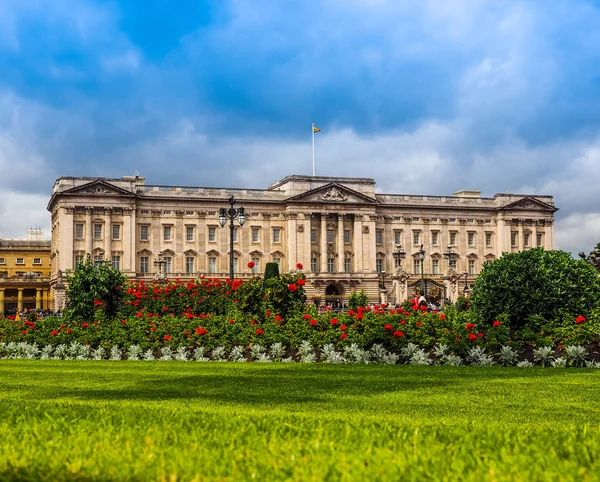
top-left (376, 258), bottom-right (383, 274)
top-left (33, 258), bottom-right (41, 265)
top-left (186, 226), bottom-right (194, 242)
top-left (413, 259), bottom-right (421, 275)
top-left (233, 257), bottom-right (239, 273)
top-left (251, 257), bottom-right (260, 274)
top-left (16, 258), bottom-right (24, 265)
top-left (449, 232), bottom-right (457, 246)
top-left (413, 231), bottom-right (420, 245)
top-left (468, 232), bottom-right (475, 247)
top-left (94, 256), bottom-right (103, 267)
top-left (524, 233), bottom-right (531, 247)
top-left (344, 258), bottom-right (351, 273)
top-left (112, 224), bottom-right (121, 240)
top-left (208, 227), bottom-right (216, 242)
top-left (140, 225), bottom-right (149, 241)
top-left (163, 226), bottom-right (172, 241)
top-left (252, 227), bottom-right (260, 243)
top-left (468, 259), bottom-right (476, 275)
top-left (327, 258), bottom-right (335, 273)
top-left (75, 255), bottom-right (84, 268)
top-left (431, 231), bottom-right (439, 246)
top-left (273, 228), bottom-right (281, 243)
top-left (311, 257), bottom-right (318, 273)
top-left (511, 232), bottom-right (518, 247)
top-left (327, 229), bottom-right (335, 244)
top-left (0, 258), bottom-right (4, 264)
top-left (273, 257), bottom-right (281, 267)
top-left (111, 256), bottom-right (121, 271)
top-left (186, 257), bottom-right (195, 274)
top-left (485, 232), bottom-right (492, 248)
top-left (208, 257), bottom-right (216, 273)
top-left (376, 230), bottom-right (383, 245)
top-left (75, 223), bottom-right (84, 240)
top-left (449, 259), bottom-right (457, 270)
top-left (344, 229), bottom-right (351, 244)
top-left (94, 224), bottom-right (102, 240)
top-left (310, 228), bottom-right (317, 244)
top-left (164, 257), bottom-right (172, 274)
top-left (394, 230), bottom-right (402, 245)
top-left (394, 257), bottom-right (402, 269)
top-left (432, 259), bottom-right (439, 274)
top-left (537, 233), bottom-right (543, 247)
top-left (140, 257), bottom-right (149, 273)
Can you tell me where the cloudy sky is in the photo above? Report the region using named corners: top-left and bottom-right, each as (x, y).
top-left (1, 0), bottom-right (600, 254)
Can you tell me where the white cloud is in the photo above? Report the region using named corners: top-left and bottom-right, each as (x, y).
top-left (0, 190), bottom-right (50, 239)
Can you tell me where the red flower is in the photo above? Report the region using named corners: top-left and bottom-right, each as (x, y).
top-left (163, 306), bottom-right (169, 311)
top-left (416, 321), bottom-right (423, 328)
top-left (60, 325), bottom-right (65, 329)
top-left (136, 312), bottom-right (143, 318)
top-left (400, 320), bottom-right (406, 325)
top-left (439, 313), bottom-right (446, 321)
top-left (477, 333), bottom-right (484, 338)
top-left (250, 319), bottom-right (256, 324)
top-left (575, 315), bottom-right (586, 324)
top-left (66, 329), bottom-right (72, 334)
top-left (51, 330), bottom-right (58, 336)
top-left (296, 263), bottom-right (303, 270)
top-left (229, 319), bottom-right (235, 324)
top-left (297, 279), bottom-right (305, 286)
top-left (419, 305), bottom-right (427, 311)
top-left (121, 320), bottom-right (127, 325)
top-left (81, 323), bottom-right (89, 328)
top-left (341, 324), bottom-right (347, 331)
top-left (456, 334), bottom-right (461, 340)
top-left (330, 318), bottom-right (339, 325)
top-left (468, 333), bottom-right (477, 342)
top-left (309, 319), bottom-right (317, 326)
top-left (384, 324), bottom-right (393, 331)
top-left (493, 320), bottom-right (501, 327)
top-left (356, 314), bottom-right (364, 320)
top-left (275, 315), bottom-right (282, 322)
top-left (288, 283), bottom-right (298, 292)
top-left (93, 299), bottom-right (103, 306)
top-left (393, 331), bottom-right (404, 338)
top-left (151, 327), bottom-right (156, 332)
top-left (340, 333), bottom-right (347, 340)
top-left (184, 331), bottom-right (190, 336)
top-left (256, 328), bottom-right (264, 335)
top-left (21, 330), bottom-right (27, 336)
top-left (465, 323), bottom-right (476, 331)
top-left (93, 321), bottom-right (98, 326)
top-left (164, 335), bottom-right (172, 341)
top-left (195, 328), bottom-right (207, 336)
top-left (265, 311), bottom-right (271, 316)
top-left (303, 313), bottom-right (310, 320)
top-left (248, 261), bottom-right (255, 269)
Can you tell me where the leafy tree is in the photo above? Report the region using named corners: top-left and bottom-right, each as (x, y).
top-left (579, 243), bottom-right (600, 272)
top-left (470, 248), bottom-right (600, 328)
top-left (348, 289), bottom-right (369, 311)
top-left (66, 254), bottom-right (127, 321)
top-left (264, 262), bottom-right (280, 280)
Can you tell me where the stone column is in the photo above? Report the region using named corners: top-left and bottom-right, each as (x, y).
top-left (36, 289), bottom-right (42, 310)
top-left (354, 215), bottom-right (363, 272)
top-left (105, 208), bottom-right (112, 263)
top-left (287, 215), bottom-right (297, 272)
top-left (123, 207), bottom-right (134, 275)
top-left (17, 288), bottom-right (23, 312)
top-left (545, 220), bottom-right (554, 249)
top-left (337, 214), bottom-right (345, 273)
top-left (302, 213), bottom-right (312, 272)
top-left (0, 288), bottom-right (4, 315)
top-left (85, 207), bottom-right (93, 256)
top-left (320, 213), bottom-right (328, 273)
top-left (43, 289), bottom-right (49, 310)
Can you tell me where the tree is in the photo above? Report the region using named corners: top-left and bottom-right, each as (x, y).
top-left (470, 248), bottom-right (600, 328)
top-left (264, 262), bottom-right (280, 280)
top-left (66, 254), bottom-right (127, 321)
top-left (579, 243), bottom-right (600, 272)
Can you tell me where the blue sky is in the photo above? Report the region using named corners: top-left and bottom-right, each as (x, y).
top-left (1, 0), bottom-right (600, 253)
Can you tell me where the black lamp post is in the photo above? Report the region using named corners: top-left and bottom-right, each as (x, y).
top-left (393, 244), bottom-right (406, 267)
top-left (379, 269), bottom-right (386, 290)
top-left (463, 272), bottom-right (470, 297)
top-left (418, 244), bottom-right (425, 295)
top-left (219, 196), bottom-right (246, 280)
top-left (443, 245), bottom-right (459, 270)
top-left (154, 254), bottom-right (166, 282)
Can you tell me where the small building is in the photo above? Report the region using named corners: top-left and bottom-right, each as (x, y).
top-left (0, 230), bottom-right (52, 314)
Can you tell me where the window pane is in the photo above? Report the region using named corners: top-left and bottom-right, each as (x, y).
top-left (524, 233), bottom-right (530, 247)
top-left (208, 257), bottom-right (216, 273)
top-left (75, 224), bottom-right (84, 239)
top-left (413, 232), bottom-right (420, 245)
top-left (186, 227), bottom-right (194, 241)
top-left (310, 229), bottom-right (316, 244)
top-left (273, 257), bottom-right (281, 267)
top-left (208, 227), bottom-right (216, 242)
top-left (450, 259), bottom-right (457, 270)
top-left (140, 225), bottom-right (149, 241)
top-left (394, 231), bottom-right (401, 245)
top-left (311, 257), bottom-right (317, 273)
top-left (140, 257), bottom-right (148, 273)
top-left (112, 224), bottom-right (120, 240)
top-left (486, 233), bottom-right (492, 247)
top-left (94, 224), bottom-right (102, 240)
top-left (413, 259), bottom-right (420, 274)
top-left (233, 257), bottom-right (238, 273)
top-left (186, 257), bottom-right (194, 274)
top-left (327, 229), bottom-right (335, 243)
top-left (111, 256), bottom-right (120, 270)
top-left (469, 259), bottom-right (475, 275)
top-left (344, 258), bottom-right (351, 273)
top-left (537, 233), bottom-right (543, 247)
top-left (432, 259), bottom-right (439, 274)
top-left (164, 257), bottom-right (172, 274)
top-left (75, 255), bottom-right (84, 268)
top-left (327, 258), bottom-right (335, 273)
top-left (251, 257), bottom-right (260, 274)
top-left (163, 226), bottom-right (171, 241)
top-left (376, 259), bottom-right (383, 274)
top-left (376, 230), bottom-right (383, 245)
top-left (344, 230), bottom-right (351, 244)
top-left (511, 232), bottom-right (518, 247)
top-left (233, 227), bottom-right (238, 243)
top-left (252, 227), bottom-right (260, 242)
top-left (432, 232), bottom-right (438, 246)
top-left (450, 232), bottom-right (456, 245)
top-left (273, 229), bottom-right (280, 243)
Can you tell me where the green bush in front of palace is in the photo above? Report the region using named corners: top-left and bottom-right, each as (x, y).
top-left (264, 262), bottom-right (280, 280)
top-left (470, 248), bottom-right (600, 330)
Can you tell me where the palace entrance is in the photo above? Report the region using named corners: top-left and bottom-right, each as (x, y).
top-left (408, 279), bottom-right (446, 304)
top-left (324, 283), bottom-right (344, 309)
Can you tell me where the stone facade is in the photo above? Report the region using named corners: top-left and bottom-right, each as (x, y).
top-left (47, 174), bottom-right (557, 309)
top-left (0, 238), bottom-right (52, 314)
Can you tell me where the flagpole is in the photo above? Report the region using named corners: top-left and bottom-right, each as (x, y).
top-left (312, 123), bottom-right (315, 176)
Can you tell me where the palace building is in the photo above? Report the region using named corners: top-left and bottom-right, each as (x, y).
top-left (47, 174), bottom-right (557, 310)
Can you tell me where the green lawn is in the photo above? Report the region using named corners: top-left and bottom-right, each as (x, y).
top-left (1, 363), bottom-right (599, 481)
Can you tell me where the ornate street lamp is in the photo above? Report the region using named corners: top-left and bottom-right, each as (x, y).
top-left (153, 254), bottom-right (166, 283)
top-left (463, 271), bottom-right (470, 297)
top-left (393, 244), bottom-right (406, 267)
top-left (219, 196), bottom-right (246, 280)
top-left (443, 245), bottom-right (459, 269)
top-left (418, 244), bottom-right (426, 295)
top-left (379, 269), bottom-right (387, 290)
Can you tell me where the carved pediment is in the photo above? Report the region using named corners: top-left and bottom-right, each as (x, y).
top-left (484, 253), bottom-right (496, 260)
top-left (271, 250), bottom-right (286, 258)
top-left (501, 196), bottom-right (557, 212)
top-left (466, 252), bottom-right (479, 260)
top-left (137, 248), bottom-right (153, 256)
top-left (249, 250), bottom-right (263, 257)
top-left (285, 182), bottom-right (377, 204)
top-left (160, 249), bottom-right (175, 256)
top-left (60, 180), bottom-right (136, 198)
top-left (206, 249), bottom-right (220, 257)
top-left (183, 249), bottom-right (198, 256)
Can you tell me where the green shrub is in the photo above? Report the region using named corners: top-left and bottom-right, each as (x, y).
top-left (470, 248), bottom-right (600, 329)
top-left (348, 290), bottom-right (369, 311)
top-left (264, 262), bottom-right (280, 280)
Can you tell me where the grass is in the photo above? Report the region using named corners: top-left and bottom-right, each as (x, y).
top-left (1, 363), bottom-right (600, 481)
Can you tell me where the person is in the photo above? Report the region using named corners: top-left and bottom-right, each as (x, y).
top-left (417, 294), bottom-right (427, 310)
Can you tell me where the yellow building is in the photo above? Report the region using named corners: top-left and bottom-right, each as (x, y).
top-left (0, 236), bottom-right (52, 314)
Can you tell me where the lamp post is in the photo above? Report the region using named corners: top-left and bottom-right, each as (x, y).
top-left (393, 244), bottom-right (406, 268)
top-left (219, 196), bottom-right (246, 280)
top-left (418, 244), bottom-right (425, 295)
top-left (153, 254), bottom-right (166, 283)
top-left (463, 271), bottom-right (470, 297)
top-left (379, 269), bottom-right (386, 290)
top-left (443, 245), bottom-right (458, 270)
